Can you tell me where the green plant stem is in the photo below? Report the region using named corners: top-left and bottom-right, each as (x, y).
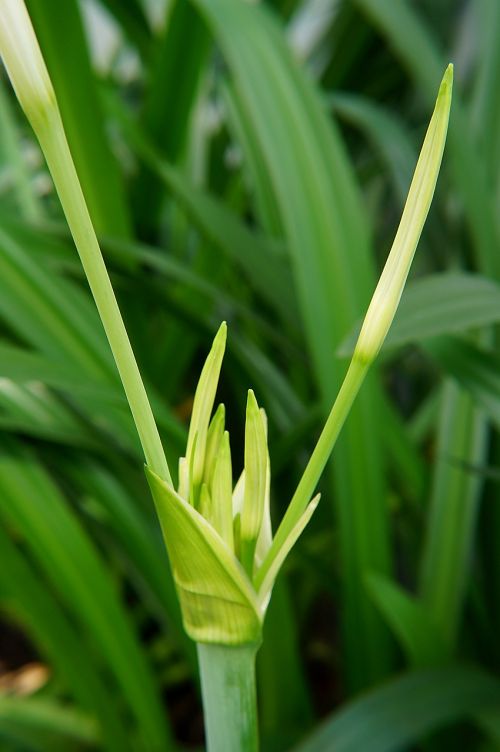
top-left (34, 106), bottom-right (171, 484)
top-left (256, 357), bottom-right (369, 590)
top-left (197, 642), bottom-right (259, 752)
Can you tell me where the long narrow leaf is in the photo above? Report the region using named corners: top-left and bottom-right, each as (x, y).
top-left (418, 382), bottom-right (486, 648)
top-left (0, 520), bottom-right (127, 752)
top-left (0, 448), bottom-right (173, 750)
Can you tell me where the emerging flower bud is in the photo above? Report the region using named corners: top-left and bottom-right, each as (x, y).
top-left (354, 65), bottom-right (453, 365)
top-left (147, 59), bottom-right (454, 640)
top-left (0, 0), bottom-right (55, 131)
top-left (240, 390), bottom-right (268, 577)
top-left (185, 322), bottom-right (227, 506)
top-left (146, 323), bottom-right (319, 645)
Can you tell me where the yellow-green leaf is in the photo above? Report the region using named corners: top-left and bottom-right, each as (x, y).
top-left (146, 466), bottom-right (262, 645)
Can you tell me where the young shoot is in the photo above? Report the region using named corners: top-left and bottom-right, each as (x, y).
top-left (0, 3), bottom-right (453, 749)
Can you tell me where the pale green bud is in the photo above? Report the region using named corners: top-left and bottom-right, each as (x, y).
top-left (255, 408), bottom-right (272, 567)
top-left (185, 322), bottom-right (227, 502)
top-left (198, 482), bottom-right (212, 524)
top-left (146, 327), bottom-right (320, 646)
top-left (240, 390), bottom-right (268, 576)
top-left (354, 65), bottom-right (453, 365)
top-left (210, 431), bottom-right (234, 549)
top-left (203, 403), bottom-right (226, 487)
top-left (0, 0), bottom-right (56, 132)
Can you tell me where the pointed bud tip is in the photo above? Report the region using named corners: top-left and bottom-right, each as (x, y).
top-left (440, 64), bottom-right (453, 96)
top-left (216, 320), bottom-right (227, 341)
top-left (209, 321), bottom-right (227, 358)
top-left (310, 493), bottom-right (321, 510)
top-left (247, 388), bottom-right (259, 409)
top-left (0, 0), bottom-right (56, 127)
top-left (214, 403), bottom-right (225, 418)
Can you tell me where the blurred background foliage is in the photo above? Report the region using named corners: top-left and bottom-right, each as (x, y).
top-left (1, 0), bottom-right (500, 750)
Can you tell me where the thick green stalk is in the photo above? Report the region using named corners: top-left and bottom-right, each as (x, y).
top-left (197, 643), bottom-right (259, 752)
top-left (35, 105), bottom-right (171, 483)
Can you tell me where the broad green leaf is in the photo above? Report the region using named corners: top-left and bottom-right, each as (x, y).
top-left (294, 665), bottom-right (500, 752)
top-left (339, 273), bottom-right (500, 356)
top-left (425, 336), bottom-right (500, 432)
top-left (387, 274), bottom-right (500, 350)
